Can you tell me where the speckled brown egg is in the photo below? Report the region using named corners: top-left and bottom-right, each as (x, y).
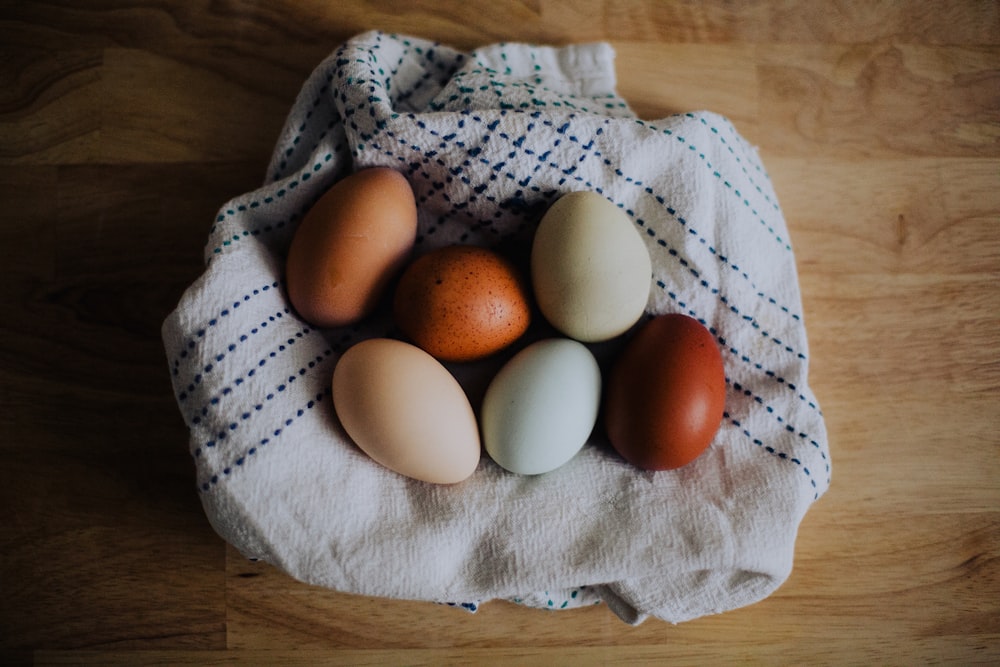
top-left (393, 245), bottom-right (532, 362)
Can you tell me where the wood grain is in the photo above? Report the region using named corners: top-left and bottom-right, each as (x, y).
top-left (2, 1), bottom-right (998, 663)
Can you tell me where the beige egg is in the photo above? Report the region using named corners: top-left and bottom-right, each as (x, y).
top-left (331, 338), bottom-right (481, 484)
top-left (531, 191), bottom-right (652, 342)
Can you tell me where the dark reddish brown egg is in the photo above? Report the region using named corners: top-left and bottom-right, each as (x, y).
top-left (393, 245), bottom-right (531, 362)
top-left (604, 313), bottom-right (726, 471)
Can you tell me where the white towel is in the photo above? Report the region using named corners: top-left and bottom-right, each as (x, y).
top-left (162, 31), bottom-right (830, 625)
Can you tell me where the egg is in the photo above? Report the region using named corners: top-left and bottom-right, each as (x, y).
top-left (604, 314), bottom-right (726, 471)
top-left (393, 245), bottom-right (532, 362)
top-left (481, 338), bottom-right (602, 475)
top-left (531, 191), bottom-right (652, 343)
top-left (331, 338), bottom-right (481, 484)
top-left (286, 167), bottom-right (417, 328)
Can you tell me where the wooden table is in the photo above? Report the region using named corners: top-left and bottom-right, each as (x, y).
top-left (2, 2), bottom-right (998, 663)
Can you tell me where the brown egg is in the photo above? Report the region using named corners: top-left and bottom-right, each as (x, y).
top-left (393, 245), bottom-right (532, 362)
top-left (604, 314), bottom-right (726, 471)
top-left (285, 167), bottom-right (417, 328)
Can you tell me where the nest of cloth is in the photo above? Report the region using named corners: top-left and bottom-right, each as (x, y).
top-left (162, 31), bottom-right (830, 624)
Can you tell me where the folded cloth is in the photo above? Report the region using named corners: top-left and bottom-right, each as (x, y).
top-left (162, 30), bottom-right (830, 625)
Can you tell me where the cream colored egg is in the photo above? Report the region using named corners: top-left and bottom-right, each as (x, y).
top-left (331, 338), bottom-right (481, 484)
top-left (531, 191), bottom-right (652, 342)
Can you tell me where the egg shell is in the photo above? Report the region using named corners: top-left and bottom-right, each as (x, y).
top-left (331, 338), bottom-right (481, 484)
top-left (531, 191), bottom-right (652, 343)
top-left (393, 245), bottom-right (532, 362)
top-left (481, 338), bottom-right (602, 475)
top-left (604, 314), bottom-right (726, 471)
top-left (286, 167), bottom-right (417, 328)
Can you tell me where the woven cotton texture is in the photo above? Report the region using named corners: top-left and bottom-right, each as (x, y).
top-left (162, 31), bottom-right (830, 625)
